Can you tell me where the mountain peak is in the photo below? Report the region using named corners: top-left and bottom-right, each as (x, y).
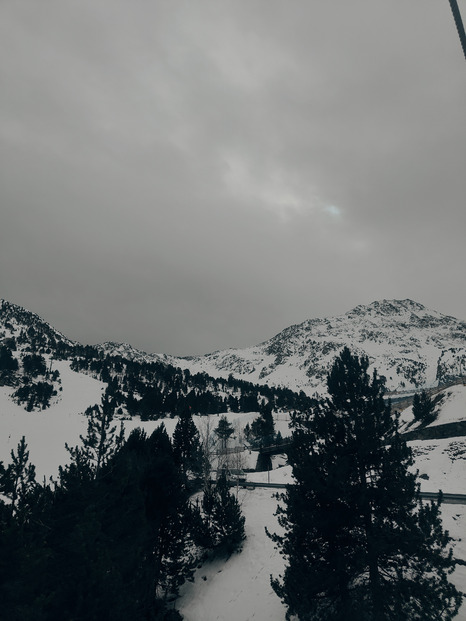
top-left (0, 299), bottom-right (75, 352)
top-left (349, 299), bottom-right (427, 317)
top-left (176, 299), bottom-right (466, 396)
top-left (96, 341), bottom-right (169, 365)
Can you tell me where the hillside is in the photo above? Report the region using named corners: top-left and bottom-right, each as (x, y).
top-left (0, 299), bottom-right (311, 417)
top-left (0, 299), bottom-right (76, 356)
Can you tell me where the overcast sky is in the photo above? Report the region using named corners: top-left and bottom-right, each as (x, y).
top-left (1, 1), bottom-right (465, 355)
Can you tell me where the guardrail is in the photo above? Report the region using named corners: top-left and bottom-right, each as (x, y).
top-left (231, 481), bottom-right (466, 504)
top-left (418, 492), bottom-right (466, 505)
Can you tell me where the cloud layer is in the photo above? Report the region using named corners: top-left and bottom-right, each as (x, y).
top-left (1, 0), bottom-right (465, 354)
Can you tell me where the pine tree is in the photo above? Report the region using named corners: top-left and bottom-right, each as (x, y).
top-left (189, 474), bottom-right (246, 558)
top-left (0, 424), bottom-right (194, 620)
top-left (193, 474), bottom-right (246, 558)
top-left (0, 442), bottom-right (52, 620)
top-left (214, 415), bottom-right (235, 448)
top-left (22, 353), bottom-right (47, 377)
top-left (65, 391), bottom-right (125, 479)
top-left (0, 345), bottom-right (18, 372)
top-left (270, 347), bottom-right (462, 621)
top-left (0, 436), bottom-right (37, 523)
top-left (172, 407), bottom-right (202, 485)
top-left (210, 474), bottom-right (245, 557)
top-left (214, 415), bottom-right (235, 474)
top-left (412, 389), bottom-right (435, 423)
top-left (250, 403), bottom-right (276, 446)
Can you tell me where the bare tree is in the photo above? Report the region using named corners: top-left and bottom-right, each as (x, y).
top-left (198, 415), bottom-right (218, 486)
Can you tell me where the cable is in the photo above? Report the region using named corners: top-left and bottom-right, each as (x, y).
top-left (448, 0), bottom-right (466, 61)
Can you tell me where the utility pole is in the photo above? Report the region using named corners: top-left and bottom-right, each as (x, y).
top-left (448, 0), bottom-right (466, 61)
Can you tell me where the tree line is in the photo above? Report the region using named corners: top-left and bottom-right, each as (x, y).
top-left (70, 347), bottom-right (313, 417)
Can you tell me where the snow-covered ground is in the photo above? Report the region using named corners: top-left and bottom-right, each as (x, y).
top-left (400, 384), bottom-right (466, 430)
top-left (1, 365), bottom-right (465, 620)
top-left (408, 437), bottom-right (466, 494)
top-left (177, 489), bottom-right (466, 621)
top-left (178, 487), bottom-right (287, 621)
top-left (0, 361), bottom-right (106, 480)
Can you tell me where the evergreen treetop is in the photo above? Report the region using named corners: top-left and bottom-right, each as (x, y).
top-left (412, 389), bottom-right (435, 423)
top-left (214, 415), bottom-right (235, 447)
top-left (172, 407), bottom-right (202, 487)
top-left (64, 390), bottom-right (124, 481)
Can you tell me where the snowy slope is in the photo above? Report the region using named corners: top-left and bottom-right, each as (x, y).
top-left (400, 383), bottom-right (466, 431)
top-left (178, 487), bottom-right (287, 621)
top-left (0, 299), bottom-right (75, 351)
top-left (0, 360), bottom-right (105, 479)
top-left (2, 368), bottom-right (465, 492)
top-left (0, 362), bottom-right (261, 479)
top-left (408, 437), bottom-right (466, 494)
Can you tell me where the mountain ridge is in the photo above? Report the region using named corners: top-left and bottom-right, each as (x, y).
top-left (2, 297), bottom-right (465, 397)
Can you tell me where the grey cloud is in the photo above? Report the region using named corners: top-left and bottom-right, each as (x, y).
top-left (1, 0), bottom-right (465, 355)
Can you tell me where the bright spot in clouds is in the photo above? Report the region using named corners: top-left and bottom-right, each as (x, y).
top-left (222, 151), bottom-right (308, 221)
top-left (324, 205), bottom-right (342, 218)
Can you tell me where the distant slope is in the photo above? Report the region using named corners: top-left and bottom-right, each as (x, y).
top-left (172, 299), bottom-right (466, 395)
top-left (0, 299), bottom-right (313, 416)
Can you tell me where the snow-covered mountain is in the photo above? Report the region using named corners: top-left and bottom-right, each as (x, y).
top-left (0, 299), bottom-right (75, 354)
top-left (173, 299), bottom-right (466, 396)
top-left (2, 298), bottom-right (465, 398)
top-left (0, 299), bottom-right (312, 416)
top-left (95, 341), bottom-right (170, 365)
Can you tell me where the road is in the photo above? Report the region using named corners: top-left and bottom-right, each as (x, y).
top-left (234, 481), bottom-right (466, 505)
